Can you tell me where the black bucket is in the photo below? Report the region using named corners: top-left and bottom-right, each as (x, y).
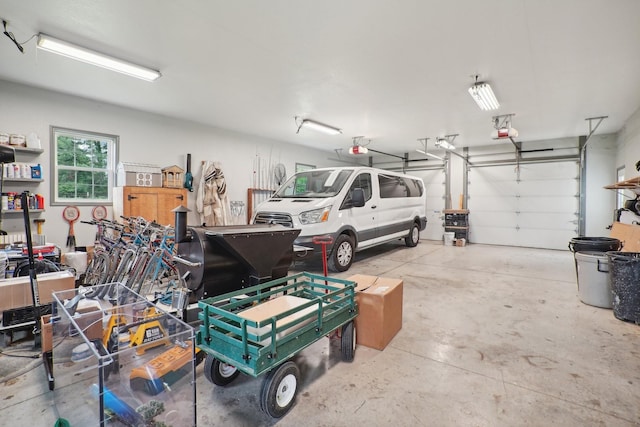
top-left (606, 251), bottom-right (640, 323)
top-left (568, 237), bottom-right (622, 253)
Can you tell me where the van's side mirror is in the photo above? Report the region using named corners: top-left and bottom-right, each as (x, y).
top-left (352, 188), bottom-right (365, 207)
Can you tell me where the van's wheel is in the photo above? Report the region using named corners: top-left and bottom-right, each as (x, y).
top-left (204, 354), bottom-right (240, 386)
top-left (260, 361), bottom-right (300, 418)
top-left (341, 321), bottom-right (356, 362)
top-left (405, 223), bottom-right (420, 247)
top-left (329, 234), bottom-right (354, 272)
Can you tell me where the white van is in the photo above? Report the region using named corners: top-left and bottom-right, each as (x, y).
top-left (252, 167), bottom-right (427, 271)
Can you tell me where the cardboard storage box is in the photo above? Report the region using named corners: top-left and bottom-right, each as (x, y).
top-left (41, 314), bottom-right (53, 353)
top-left (347, 274), bottom-right (403, 350)
top-left (0, 270), bottom-right (75, 311)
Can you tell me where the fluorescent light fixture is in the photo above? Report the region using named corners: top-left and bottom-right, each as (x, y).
top-left (299, 118), bottom-right (342, 135)
top-left (435, 138), bottom-right (456, 150)
top-left (468, 82), bottom-right (499, 111)
top-left (37, 34), bottom-right (161, 81)
top-left (416, 149), bottom-right (443, 161)
top-left (349, 145), bottom-right (368, 155)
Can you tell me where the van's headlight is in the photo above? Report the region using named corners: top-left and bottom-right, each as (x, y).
top-left (299, 206), bottom-right (332, 225)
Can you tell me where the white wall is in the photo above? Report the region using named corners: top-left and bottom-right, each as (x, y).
top-left (0, 80), bottom-right (336, 251)
top-left (616, 105), bottom-right (640, 187)
top-left (584, 133), bottom-right (617, 235)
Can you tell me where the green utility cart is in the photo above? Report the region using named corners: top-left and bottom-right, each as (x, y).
top-left (197, 272), bottom-right (358, 418)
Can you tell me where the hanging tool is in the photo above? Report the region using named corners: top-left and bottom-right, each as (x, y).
top-left (184, 153), bottom-right (193, 192)
top-left (62, 206), bottom-right (80, 249)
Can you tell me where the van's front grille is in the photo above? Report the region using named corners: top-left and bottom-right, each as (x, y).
top-left (254, 212), bottom-right (294, 228)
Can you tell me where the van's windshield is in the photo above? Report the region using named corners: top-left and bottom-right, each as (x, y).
top-left (273, 169), bottom-right (354, 198)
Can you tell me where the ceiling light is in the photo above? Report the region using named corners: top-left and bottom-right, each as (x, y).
top-left (468, 77), bottom-right (499, 111)
top-left (415, 149), bottom-right (442, 161)
top-left (297, 118), bottom-right (342, 135)
top-left (36, 34), bottom-right (161, 81)
top-left (435, 138), bottom-right (456, 150)
top-left (416, 138), bottom-right (443, 160)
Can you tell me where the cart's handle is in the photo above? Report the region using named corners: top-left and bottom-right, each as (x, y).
top-left (173, 255), bottom-right (202, 267)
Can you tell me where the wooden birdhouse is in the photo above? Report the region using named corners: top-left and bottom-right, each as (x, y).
top-left (162, 165), bottom-right (185, 188)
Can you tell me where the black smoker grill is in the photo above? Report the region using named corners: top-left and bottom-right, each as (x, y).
top-left (173, 208), bottom-right (300, 302)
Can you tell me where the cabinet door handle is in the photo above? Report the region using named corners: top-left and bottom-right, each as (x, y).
top-left (128, 195), bottom-right (138, 201)
top-left (177, 195), bottom-right (184, 201)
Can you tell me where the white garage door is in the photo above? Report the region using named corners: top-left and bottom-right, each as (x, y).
top-left (411, 168), bottom-right (446, 241)
top-left (467, 161), bottom-right (579, 249)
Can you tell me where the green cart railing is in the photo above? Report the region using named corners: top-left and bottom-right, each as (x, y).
top-left (196, 272), bottom-right (358, 418)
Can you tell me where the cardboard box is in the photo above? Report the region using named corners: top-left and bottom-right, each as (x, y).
top-left (0, 270), bottom-right (75, 311)
top-left (41, 314), bottom-right (53, 353)
top-left (72, 301), bottom-right (103, 341)
top-left (347, 274), bottom-right (403, 350)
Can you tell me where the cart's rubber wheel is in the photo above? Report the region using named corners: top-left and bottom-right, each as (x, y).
top-left (204, 354), bottom-right (240, 386)
top-left (329, 234), bottom-right (355, 272)
top-left (260, 361), bottom-right (300, 418)
top-left (405, 222), bottom-right (420, 247)
top-left (341, 321), bottom-right (356, 362)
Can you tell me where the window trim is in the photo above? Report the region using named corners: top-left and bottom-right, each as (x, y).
top-left (50, 126), bottom-right (119, 206)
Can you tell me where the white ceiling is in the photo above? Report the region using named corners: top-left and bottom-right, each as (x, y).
top-left (1, 0), bottom-right (639, 157)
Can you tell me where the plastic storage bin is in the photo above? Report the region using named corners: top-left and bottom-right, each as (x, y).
top-left (51, 283), bottom-right (197, 426)
top-left (574, 251), bottom-right (612, 308)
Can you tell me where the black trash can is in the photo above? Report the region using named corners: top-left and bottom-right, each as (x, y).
top-left (606, 251), bottom-right (640, 323)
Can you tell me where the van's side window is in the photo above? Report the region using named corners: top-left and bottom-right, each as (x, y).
top-left (341, 173), bottom-right (372, 209)
top-left (379, 174), bottom-right (423, 198)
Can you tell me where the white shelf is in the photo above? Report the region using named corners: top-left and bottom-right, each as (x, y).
top-left (11, 146), bottom-right (44, 155)
top-left (3, 209), bottom-right (44, 214)
top-left (3, 178), bottom-right (44, 183)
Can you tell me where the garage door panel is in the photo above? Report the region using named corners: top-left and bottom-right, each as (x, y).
top-left (470, 227), bottom-right (514, 246)
top-left (472, 211), bottom-right (518, 228)
top-left (468, 180), bottom-right (519, 195)
top-left (518, 196), bottom-right (579, 213)
top-left (468, 161), bottom-right (579, 250)
top-left (468, 196), bottom-right (517, 212)
top-left (518, 163), bottom-right (578, 180)
top-left (514, 179), bottom-right (577, 196)
top-left (514, 229), bottom-right (576, 249)
top-left (518, 212), bottom-right (578, 230)
top-left (411, 169), bottom-right (445, 241)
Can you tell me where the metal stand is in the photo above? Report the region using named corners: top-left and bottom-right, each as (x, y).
top-left (21, 191), bottom-right (41, 349)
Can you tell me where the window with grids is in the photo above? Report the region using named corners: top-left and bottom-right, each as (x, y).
top-left (51, 126), bottom-right (118, 205)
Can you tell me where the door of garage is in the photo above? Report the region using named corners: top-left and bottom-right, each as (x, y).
top-left (411, 168), bottom-right (446, 241)
top-left (467, 161), bottom-right (579, 249)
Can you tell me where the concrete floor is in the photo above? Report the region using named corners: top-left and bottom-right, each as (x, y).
top-left (1, 240), bottom-right (639, 426)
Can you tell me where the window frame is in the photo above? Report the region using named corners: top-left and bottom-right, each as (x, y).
top-left (50, 126), bottom-right (119, 206)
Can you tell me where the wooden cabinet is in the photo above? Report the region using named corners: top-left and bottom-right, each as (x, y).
top-left (113, 186), bottom-right (187, 226)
